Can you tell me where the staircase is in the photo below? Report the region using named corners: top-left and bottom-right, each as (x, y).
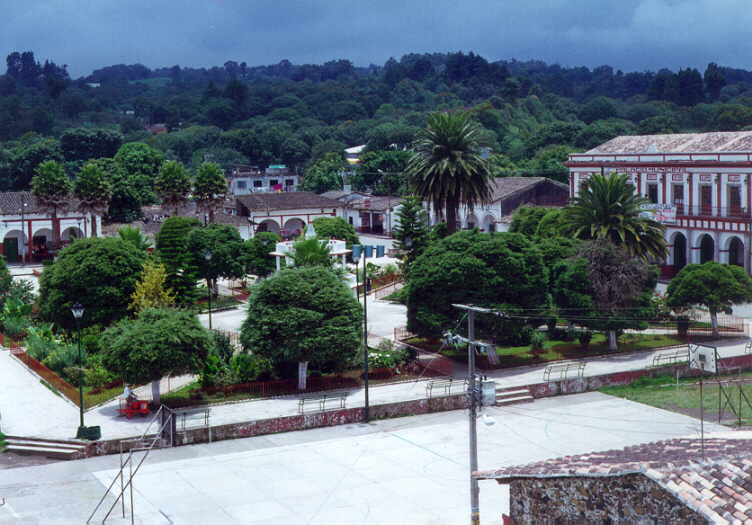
top-left (5, 436), bottom-right (87, 460)
top-left (495, 386), bottom-right (534, 406)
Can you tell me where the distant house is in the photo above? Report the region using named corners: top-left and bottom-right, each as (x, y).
top-left (320, 190), bottom-right (404, 235)
top-left (345, 145), bottom-right (366, 165)
top-left (227, 165), bottom-right (301, 195)
top-left (0, 191), bottom-right (95, 263)
top-left (450, 177), bottom-right (569, 232)
top-left (478, 434), bottom-right (752, 523)
top-left (235, 192), bottom-right (340, 239)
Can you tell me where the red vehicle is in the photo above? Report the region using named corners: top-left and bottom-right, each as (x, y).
top-left (117, 399), bottom-right (150, 419)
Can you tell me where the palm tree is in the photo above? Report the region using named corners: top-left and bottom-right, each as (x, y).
top-left (560, 172), bottom-right (668, 262)
top-left (193, 162), bottom-right (227, 224)
top-left (31, 160), bottom-right (72, 251)
top-left (73, 164), bottom-right (112, 237)
top-left (154, 160), bottom-right (191, 216)
top-left (407, 111), bottom-right (492, 236)
top-left (118, 225), bottom-right (153, 252)
top-left (288, 236), bottom-right (333, 268)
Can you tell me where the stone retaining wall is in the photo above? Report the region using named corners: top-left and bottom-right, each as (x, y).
top-left (80, 352), bottom-right (752, 458)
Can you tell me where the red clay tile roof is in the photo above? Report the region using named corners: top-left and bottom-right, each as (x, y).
top-left (488, 177), bottom-right (568, 202)
top-left (0, 191), bottom-right (82, 214)
top-left (476, 434), bottom-right (752, 524)
top-left (586, 131), bottom-right (752, 155)
top-left (236, 192), bottom-right (340, 212)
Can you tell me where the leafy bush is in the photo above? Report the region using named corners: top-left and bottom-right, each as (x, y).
top-left (24, 325), bottom-right (58, 362)
top-left (84, 353), bottom-right (117, 388)
top-left (82, 333), bottom-right (101, 354)
top-left (400, 345), bottom-right (418, 364)
top-left (578, 330), bottom-right (593, 347)
top-left (42, 342), bottom-right (84, 376)
top-left (212, 331), bottom-right (235, 364)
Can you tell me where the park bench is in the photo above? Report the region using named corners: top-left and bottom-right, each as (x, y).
top-left (426, 378), bottom-right (468, 397)
top-left (298, 391), bottom-right (348, 413)
top-left (543, 361), bottom-right (586, 381)
top-left (173, 407), bottom-right (211, 431)
top-left (651, 347), bottom-right (689, 366)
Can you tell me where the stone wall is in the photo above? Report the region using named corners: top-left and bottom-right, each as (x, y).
top-left (508, 474), bottom-right (704, 523)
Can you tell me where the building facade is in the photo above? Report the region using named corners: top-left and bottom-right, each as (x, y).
top-left (227, 165), bottom-right (301, 195)
top-left (567, 132), bottom-right (752, 277)
top-left (235, 192), bottom-right (340, 239)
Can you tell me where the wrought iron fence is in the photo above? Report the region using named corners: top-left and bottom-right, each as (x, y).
top-left (10, 346), bottom-right (81, 405)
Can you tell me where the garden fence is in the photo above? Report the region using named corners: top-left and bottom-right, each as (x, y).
top-left (374, 281), bottom-right (404, 300)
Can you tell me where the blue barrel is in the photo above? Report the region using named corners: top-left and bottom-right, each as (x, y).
top-left (364, 245), bottom-right (374, 258)
top-left (351, 244), bottom-right (362, 260)
top-left (376, 245), bottom-right (385, 257)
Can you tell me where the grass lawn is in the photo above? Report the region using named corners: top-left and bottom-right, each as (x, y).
top-left (601, 373), bottom-right (752, 426)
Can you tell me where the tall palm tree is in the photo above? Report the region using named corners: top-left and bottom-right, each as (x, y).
top-left (31, 160), bottom-right (72, 251)
top-left (154, 160), bottom-right (191, 216)
top-left (73, 163), bottom-right (112, 237)
top-left (560, 172), bottom-right (668, 262)
top-left (407, 111), bottom-right (492, 236)
top-left (193, 162), bottom-right (227, 224)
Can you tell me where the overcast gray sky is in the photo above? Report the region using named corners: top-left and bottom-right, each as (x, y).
top-left (3, 0), bottom-right (751, 79)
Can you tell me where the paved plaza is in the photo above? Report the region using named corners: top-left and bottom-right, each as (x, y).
top-left (0, 393), bottom-right (729, 524)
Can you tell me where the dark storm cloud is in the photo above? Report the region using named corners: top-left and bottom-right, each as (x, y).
top-left (2, 0), bottom-right (751, 78)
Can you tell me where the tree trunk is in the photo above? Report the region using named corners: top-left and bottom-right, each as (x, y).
top-left (209, 209), bottom-right (215, 224)
top-left (151, 379), bottom-right (161, 407)
top-left (90, 213), bottom-right (97, 237)
top-left (608, 330), bottom-right (618, 351)
top-left (51, 210), bottom-right (61, 251)
top-left (445, 203), bottom-right (457, 236)
top-left (710, 309), bottom-right (719, 338)
top-left (298, 361), bottom-right (308, 390)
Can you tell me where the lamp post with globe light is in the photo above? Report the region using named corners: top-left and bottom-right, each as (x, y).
top-left (71, 302), bottom-right (87, 438)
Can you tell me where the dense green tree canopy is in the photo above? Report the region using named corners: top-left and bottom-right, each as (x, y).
top-left (100, 308), bottom-right (212, 404)
top-left (300, 152), bottom-right (344, 194)
top-left (31, 160), bottom-right (72, 249)
top-left (73, 163), bottom-right (112, 236)
top-left (154, 216), bottom-right (201, 306)
top-left (154, 160), bottom-right (191, 216)
top-left (560, 172), bottom-right (668, 262)
top-left (244, 232), bottom-right (281, 277)
top-left (667, 262), bottom-right (752, 338)
top-left (406, 230), bottom-right (549, 340)
top-left (186, 223), bottom-right (245, 283)
top-left (408, 111), bottom-right (492, 236)
top-left (240, 266), bottom-right (363, 384)
top-left (37, 237), bottom-right (147, 330)
top-left (392, 195), bottom-right (430, 268)
top-left (554, 241), bottom-right (657, 350)
top-left (193, 161), bottom-right (228, 223)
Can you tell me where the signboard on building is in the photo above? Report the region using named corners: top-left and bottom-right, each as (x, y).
top-left (364, 197), bottom-right (371, 207)
top-left (639, 204), bottom-right (676, 225)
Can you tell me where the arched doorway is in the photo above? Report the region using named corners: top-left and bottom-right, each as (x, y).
top-left (700, 235), bottom-right (715, 264)
top-left (729, 236), bottom-right (744, 267)
top-left (673, 233), bottom-right (687, 273)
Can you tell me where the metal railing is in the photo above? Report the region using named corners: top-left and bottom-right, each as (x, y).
top-left (9, 346), bottom-right (81, 405)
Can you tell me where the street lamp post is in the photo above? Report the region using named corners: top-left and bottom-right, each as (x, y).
top-left (21, 197), bottom-right (26, 266)
top-left (352, 248), bottom-right (369, 423)
top-left (71, 302), bottom-right (86, 438)
top-left (205, 250), bottom-right (212, 330)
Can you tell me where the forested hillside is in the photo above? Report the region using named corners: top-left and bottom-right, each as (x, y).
top-left (2, 50), bottom-right (752, 210)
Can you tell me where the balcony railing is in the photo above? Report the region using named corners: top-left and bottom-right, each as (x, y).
top-left (674, 205), bottom-right (750, 220)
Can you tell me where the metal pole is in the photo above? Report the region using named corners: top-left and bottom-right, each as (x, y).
top-left (77, 318), bottom-right (84, 430)
top-left (700, 377), bottom-right (705, 461)
top-left (20, 196), bottom-right (25, 266)
top-left (363, 254), bottom-right (369, 423)
top-left (468, 310), bottom-right (480, 525)
top-left (208, 277), bottom-right (212, 330)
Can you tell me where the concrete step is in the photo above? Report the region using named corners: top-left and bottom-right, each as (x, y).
top-left (495, 387), bottom-right (534, 406)
top-left (5, 436), bottom-right (86, 460)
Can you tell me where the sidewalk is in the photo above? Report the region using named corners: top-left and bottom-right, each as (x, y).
top-left (3, 329), bottom-right (751, 443)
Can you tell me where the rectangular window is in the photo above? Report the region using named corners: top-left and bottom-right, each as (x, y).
top-left (648, 184), bottom-right (658, 204)
top-left (236, 180), bottom-right (247, 189)
top-left (701, 185), bottom-right (712, 215)
top-left (253, 180), bottom-right (262, 187)
top-left (730, 186), bottom-right (742, 216)
top-left (285, 179), bottom-right (294, 186)
top-left (673, 185), bottom-right (684, 214)
top-left (269, 179), bottom-right (278, 187)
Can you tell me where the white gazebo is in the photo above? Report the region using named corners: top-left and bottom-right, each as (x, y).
top-left (268, 223), bottom-right (352, 271)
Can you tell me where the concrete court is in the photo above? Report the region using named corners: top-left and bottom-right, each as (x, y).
top-left (0, 392), bottom-right (728, 525)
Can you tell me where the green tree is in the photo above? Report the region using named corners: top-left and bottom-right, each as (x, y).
top-left (100, 308), bottom-right (212, 406)
top-left (407, 111), bottom-right (492, 236)
top-left (186, 223), bottom-right (245, 292)
top-left (306, 217), bottom-right (360, 262)
top-left (84, 158), bottom-right (142, 222)
top-left (128, 260), bottom-right (176, 314)
top-left (288, 236), bottom-right (333, 268)
top-left (193, 162), bottom-right (227, 223)
top-left (31, 160), bottom-right (72, 251)
top-left (154, 160), bottom-right (191, 216)
top-left (240, 266), bottom-right (363, 389)
top-left (300, 152), bottom-right (344, 194)
top-left (509, 206), bottom-right (550, 239)
top-left (392, 195), bottom-right (430, 269)
top-left (560, 172), bottom-right (668, 262)
top-left (114, 142), bottom-right (164, 179)
top-left (154, 216), bottom-right (201, 306)
top-left (667, 262), bottom-right (752, 338)
top-left (554, 241), bottom-right (657, 351)
top-left (406, 230), bottom-right (549, 341)
top-left (36, 237), bottom-right (147, 331)
top-left (118, 225), bottom-right (153, 252)
top-left (243, 232), bottom-right (281, 278)
top-left (73, 164), bottom-right (112, 237)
